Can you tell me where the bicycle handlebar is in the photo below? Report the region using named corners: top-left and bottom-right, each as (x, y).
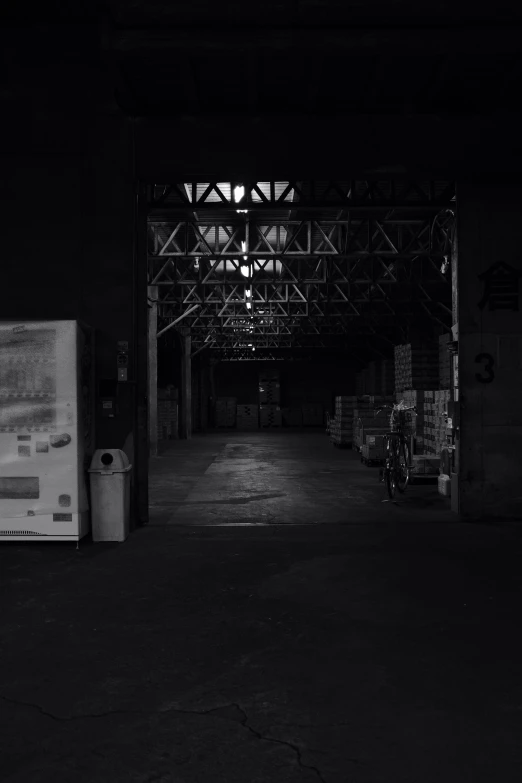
top-left (374, 404), bottom-right (417, 416)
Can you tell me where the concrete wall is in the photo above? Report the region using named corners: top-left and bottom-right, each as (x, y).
top-left (6, 23), bottom-right (522, 522)
top-left (1, 26), bottom-right (146, 525)
top-left (457, 184), bottom-right (522, 519)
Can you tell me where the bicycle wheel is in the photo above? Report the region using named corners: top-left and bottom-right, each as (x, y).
top-left (396, 438), bottom-right (411, 493)
top-left (385, 436), bottom-right (397, 499)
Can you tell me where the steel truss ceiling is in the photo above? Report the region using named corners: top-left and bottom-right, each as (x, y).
top-left (147, 181), bottom-right (455, 360)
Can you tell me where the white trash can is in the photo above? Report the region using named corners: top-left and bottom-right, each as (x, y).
top-left (88, 449), bottom-right (132, 542)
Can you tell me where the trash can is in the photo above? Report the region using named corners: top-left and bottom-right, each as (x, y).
top-left (88, 449), bottom-right (132, 542)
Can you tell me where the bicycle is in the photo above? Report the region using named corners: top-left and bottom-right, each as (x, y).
top-left (374, 401), bottom-right (417, 500)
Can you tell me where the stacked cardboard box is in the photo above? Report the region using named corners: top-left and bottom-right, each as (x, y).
top-left (282, 407), bottom-right (303, 426)
top-left (423, 390), bottom-right (451, 456)
top-left (410, 455), bottom-right (440, 475)
top-left (302, 403), bottom-right (324, 426)
top-left (259, 372), bottom-right (281, 404)
top-left (394, 389), bottom-right (425, 451)
top-left (330, 395), bottom-right (358, 445)
top-left (236, 404), bottom-right (259, 430)
top-left (353, 402), bottom-right (392, 449)
top-left (395, 388), bottom-right (451, 461)
top-left (439, 334), bottom-right (451, 389)
top-left (361, 434), bottom-right (387, 461)
top-left (157, 399), bottom-right (178, 440)
top-left (216, 397), bottom-right (237, 427)
top-left (260, 403), bottom-right (282, 427)
top-left (394, 342), bottom-right (439, 392)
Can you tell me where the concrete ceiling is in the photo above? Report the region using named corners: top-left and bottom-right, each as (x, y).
top-left (97, 2), bottom-right (522, 117)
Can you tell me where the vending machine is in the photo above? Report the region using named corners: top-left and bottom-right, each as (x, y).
top-left (0, 320), bottom-right (95, 541)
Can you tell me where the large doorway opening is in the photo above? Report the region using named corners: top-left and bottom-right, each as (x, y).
top-left (144, 180), bottom-right (457, 526)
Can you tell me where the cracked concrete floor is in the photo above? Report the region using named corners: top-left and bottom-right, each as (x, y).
top-left (1, 432), bottom-right (522, 781)
top-left (149, 431), bottom-right (452, 526)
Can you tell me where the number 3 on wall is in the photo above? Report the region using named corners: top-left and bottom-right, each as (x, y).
top-left (475, 353), bottom-right (495, 383)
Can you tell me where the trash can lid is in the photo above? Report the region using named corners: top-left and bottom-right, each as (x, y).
top-left (89, 449), bottom-right (131, 472)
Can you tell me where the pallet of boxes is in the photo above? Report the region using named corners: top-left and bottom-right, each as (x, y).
top-left (355, 396), bottom-right (395, 465)
top-left (215, 397), bottom-right (237, 428)
top-left (437, 332), bottom-right (452, 497)
top-left (259, 372), bottom-right (282, 428)
top-left (330, 396), bottom-right (358, 447)
top-left (394, 340), bottom-right (448, 485)
top-left (157, 386), bottom-right (179, 442)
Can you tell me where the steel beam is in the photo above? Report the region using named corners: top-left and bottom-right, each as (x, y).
top-left (180, 329), bottom-right (192, 439)
top-left (147, 285), bottom-right (158, 458)
top-left (156, 304), bottom-right (201, 338)
top-left (148, 180), bottom-right (455, 211)
top-left (150, 218), bottom-right (444, 258)
top-left (112, 28), bottom-right (522, 58)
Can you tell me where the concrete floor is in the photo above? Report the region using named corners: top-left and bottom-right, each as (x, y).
top-left (1, 430), bottom-right (522, 782)
top-left (149, 429), bottom-right (452, 527)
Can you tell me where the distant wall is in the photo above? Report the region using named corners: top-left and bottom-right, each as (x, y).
top-left (215, 359), bottom-right (357, 414)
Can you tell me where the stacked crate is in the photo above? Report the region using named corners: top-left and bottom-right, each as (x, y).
top-left (330, 396), bottom-right (358, 446)
top-left (410, 455), bottom-right (440, 475)
top-left (394, 342), bottom-right (439, 392)
top-left (423, 390), bottom-right (451, 457)
top-left (216, 397), bottom-right (237, 427)
top-left (353, 400), bottom-right (391, 450)
top-left (236, 404), bottom-right (259, 430)
top-left (302, 403), bottom-right (324, 426)
top-left (259, 372), bottom-right (281, 404)
top-left (260, 404), bottom-right (282, 427)
top-left (157, 399), bottom-right (178, 440)
top-left (352, 396), bottom-right (372, 448)
top-left (439, 334), bottom-right (451, 389)
top-left (361, 434), bottom-right (387, 462)
top-left (395, 389), bottom-right (425, 452)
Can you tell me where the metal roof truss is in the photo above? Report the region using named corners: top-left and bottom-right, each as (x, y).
top-left (147, 181), bottom-right (455, 357)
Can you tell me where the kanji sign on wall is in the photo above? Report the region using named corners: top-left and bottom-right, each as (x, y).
top-left (477, 261), bottom-right (522, 312)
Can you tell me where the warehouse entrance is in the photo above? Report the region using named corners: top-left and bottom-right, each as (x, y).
top-left (144, 180), bottom-right (458, 525)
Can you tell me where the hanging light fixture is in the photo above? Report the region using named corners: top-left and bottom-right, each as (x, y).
top-left (233, 184), bottom-right (245, 203)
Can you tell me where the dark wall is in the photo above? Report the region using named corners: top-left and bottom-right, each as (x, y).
top-left (158, 332), bottom-right (181, 388)
top-left (216, 358), bottom-right (357, 414)
top-left (1, 25), bottom-right (145, 520)
top-left (1, 100), bottom-right (135, 451)
top-left (4, 20), bottom-right (522, 526)
top-left (134, 114), bottom-right (522, 183)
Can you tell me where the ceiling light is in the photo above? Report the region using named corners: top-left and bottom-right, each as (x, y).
top-left (246, 302), bottom-right (252, 309)
top-left (240, 265), bottom-right (249, 277)
top-left (234, 185), bottom-right (245, 203)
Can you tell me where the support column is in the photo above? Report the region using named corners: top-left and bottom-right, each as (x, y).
top-left (209, 358), bottom-right (219, 428)
top-left (180, 327), bottom-right (192, 439)
top-left (457, 183), bottom-right (522, 520)
top-left (147, 285), bottom-right (158, 457)
top-left (200, 358), bottom-right (209, 431)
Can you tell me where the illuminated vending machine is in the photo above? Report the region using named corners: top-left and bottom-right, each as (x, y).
top-left (0, 321), bottom-right (95, 541)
